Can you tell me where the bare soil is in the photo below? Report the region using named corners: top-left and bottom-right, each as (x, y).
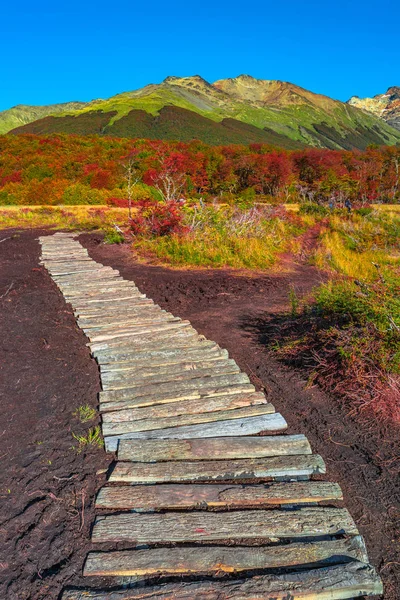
top-left (0, 228), bottom-right (398, 599)
top-left (0, 230), bottom-right (112, 600)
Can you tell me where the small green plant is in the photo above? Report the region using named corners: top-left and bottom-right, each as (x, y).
top-left (103, 229), bottom-right (125, 244)
top-left (299, 203), bottom-right (328, 217)
top-left (72, 426), bottom-right (104, 452)
top-left (73, 404), bottom-right (96, 423)
top-left (289, 285), bottom-right (300, 317)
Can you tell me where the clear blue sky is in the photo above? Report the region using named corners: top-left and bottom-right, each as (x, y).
top-left (1, 0), bottom-right (399, 111)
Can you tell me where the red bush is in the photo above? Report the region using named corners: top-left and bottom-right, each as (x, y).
top-left (129, 199), bottom-right (187, 237)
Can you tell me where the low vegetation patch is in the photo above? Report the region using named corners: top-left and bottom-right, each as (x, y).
top-left (72, 426), bottom-right (104, 453)
top-left (0, 205), bottom-right (127, 231)
top-left (271, 209), bottom-right (400, 426)
top-left (133, 203), bottom-right (305, 269)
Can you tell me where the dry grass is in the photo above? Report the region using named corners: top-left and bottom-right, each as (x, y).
top-left (0, 205), bottom-right (129, 231)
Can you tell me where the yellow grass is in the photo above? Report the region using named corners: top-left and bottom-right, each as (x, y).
top-left (0, 205), bottom-right (129, 231)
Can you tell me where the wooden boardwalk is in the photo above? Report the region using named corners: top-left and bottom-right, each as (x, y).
top-left (39, 233), bottom-right (383, 599)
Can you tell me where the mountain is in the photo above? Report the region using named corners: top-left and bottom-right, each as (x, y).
top-left (348, 87), bottom-right (400, 131)
top-left (0, 101), bottom-right (88, 135)
top-left (5, 75), bottom-right (400, 149)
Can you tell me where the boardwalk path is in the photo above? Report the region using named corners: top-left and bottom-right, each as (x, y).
top-left (39, 233), bottom-right (382, 599)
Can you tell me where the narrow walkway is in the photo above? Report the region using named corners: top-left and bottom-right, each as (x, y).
top-left (39, 233), bottom-right (382, 599)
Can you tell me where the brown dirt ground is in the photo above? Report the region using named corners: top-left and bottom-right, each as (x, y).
top-left (0, 228), bottom-right (398, 599)
top-left (0, 230), bottom-right (112, 600)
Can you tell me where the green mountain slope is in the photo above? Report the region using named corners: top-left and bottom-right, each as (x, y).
top-left (0, 101), bottom-right (88, 135)
top-left (7, 75), bottom-right (400, 149)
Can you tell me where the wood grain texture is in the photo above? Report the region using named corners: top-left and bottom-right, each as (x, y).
top-left (109, 454), bottom-right (325, 483)
top-left (99, 373), bottom-right (251, 403)
top-left (101, 361), bottom-right (242, 392)
top-left (63, 562), bottom-right (384, 599)
top-left (104, 413), bottom-right (287, 452)
top-left (102, 393), bottom-right (269, 421)
top-left (92, 507), bottom-right (358, 543)
top-left (94, 340), bottom-right (220, 364)
top-left (102, 404), bottom-right (278, 436)
top-left (117, 434), bottom-right (310, 461)
top-left (83, 536), bottom-right (368, 576)
top-left (95, 481), bottom-right (343, 511)
top-left (100, 348), bottom-right (228, 371)
top-left (100, 389), bottom-right (262, 413)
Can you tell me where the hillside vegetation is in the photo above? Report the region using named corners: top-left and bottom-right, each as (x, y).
top-left (1, 134), bottom-right (400, 208)
top-left (5, 75), bottom-right (400, 149)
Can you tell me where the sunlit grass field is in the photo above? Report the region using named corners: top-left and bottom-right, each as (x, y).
top-left (0, 205), bottom-right (129, 231)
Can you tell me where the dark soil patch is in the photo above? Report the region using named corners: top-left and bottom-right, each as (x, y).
top-left (79, 232), bottom-right (399, 600)
top-left (0, 230), bottom-right (112, 600)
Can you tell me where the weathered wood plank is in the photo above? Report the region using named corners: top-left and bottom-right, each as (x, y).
top-left (117, 434), bottom-right (310, 461)
top-left (78, 300), bottom-right (155, 316)
top-left (94, 340), bottom-right (220, 364)
top-left (87, 321), bottom-right (192, 343)
top-left (100, 349), bottom-right (228, 372)
top-left (92, 507), bottom-right (358, 543)
top-left (101, 360), bottom-right (241, 391)
top-left (102, 404), bottom-right (276, 435)
top-left (90, 328), bottom-right (201, 352)
top-left (99, 373), bottom-right (251, 403)
top-left (62, 561), bottom-right (384, 599)
top-left (101, 391), bottom-right (267, 418)
top-left (109, 454), bottom-right (324, 484)
top-left (78, 313), bottom-right (175, 329)
top-left (104, 413), bottom-right (287, 452)
top-left (84, 536), bottom-right (368, 577)
top-left (101, 357), bottom-right (237, 379)
top-left (95, 481), bottom-right (343, 511)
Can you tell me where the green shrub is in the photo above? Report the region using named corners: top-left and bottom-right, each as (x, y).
top-left (299, 202), bottom-right (329, 216)
top-left (104, 229), bottom-right (125, 244)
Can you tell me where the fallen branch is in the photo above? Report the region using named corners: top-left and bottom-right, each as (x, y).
top-left (0, 281), bottom-right (14, 299)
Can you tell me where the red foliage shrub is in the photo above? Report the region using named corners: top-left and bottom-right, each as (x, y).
top-left (129, 199), bottom-right (187, 237)
top-left (106, 197), bottom-right (129, 208)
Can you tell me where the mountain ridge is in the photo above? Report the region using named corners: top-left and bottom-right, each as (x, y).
top-left (348, 86), bottom-right (400, 131)
top-left (4, 75), bottom-right (400, 149)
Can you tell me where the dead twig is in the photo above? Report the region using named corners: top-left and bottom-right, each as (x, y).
top-left (0, 236), bottom-right (11, 244)
top-left (0, 281), bottom-right (14, 299)
top-left (79, 490), bottom-right (86, 532)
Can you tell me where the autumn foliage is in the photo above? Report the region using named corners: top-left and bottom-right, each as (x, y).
top-left (0, 134), bottom-right (400, 206)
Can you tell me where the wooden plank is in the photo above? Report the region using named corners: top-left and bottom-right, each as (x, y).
top-left (102, 404), bottom-right (276, 435)
top-left (92, 507), bottom-right (358, 543)
top-left (99, 373), bottom-right (251, 403)
top-left (101, 357), bottom-right (237, 380)
top-left (78, 313), bottom-right (174, 329)
top-left (104, 414), bottom-right (287, 452)
top-left (94, 340), bottom-right (220, 364)
top-left (78, 300), bottom-right (155, 316)
top-left (87, 321), bottom-right (192, 343)
top-left (95, 481), bottom-right (343, 511)
top-left (101, 391), bottom-right (267, 418)
top-left (62, 562), bottom-right (384, 599)
top-left (89, 327), bottom-right (199, 352)
top-left (101, 360), bottom-right (241, 391)
top-left (117, 434), bottom-right (310, 461)
top-left (81, 316), bottom-right (181, 333)
top-left (74, 295), bottom-right (148, 305)
top-left (84, 536), bottom-right (368, 577)
top-left (100, 389), bottom-right (261, 413)
top-left (100, 349), bottom-right (228, 372)
top-left (109, 454), bottom-right (325, 484)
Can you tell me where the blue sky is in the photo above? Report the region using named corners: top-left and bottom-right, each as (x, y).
top-left (1, 0), bottom-right (399, 111)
